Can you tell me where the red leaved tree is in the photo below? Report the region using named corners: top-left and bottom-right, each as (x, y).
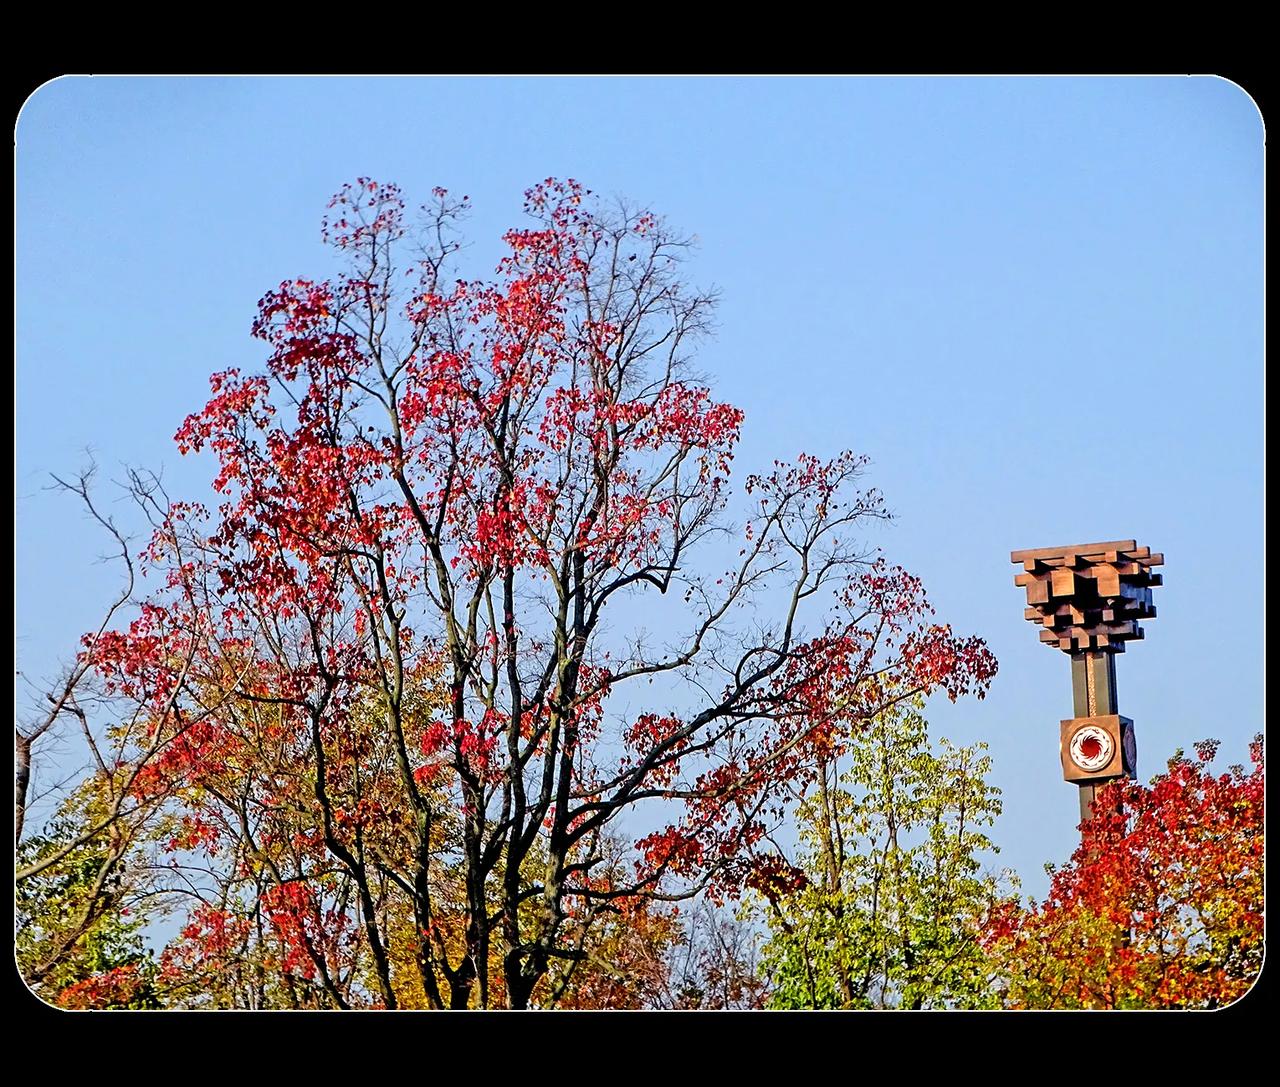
top-left (61, 179), bottom-right (996, 1008)
top-left (984, 735), bottom-right (1264, 1009)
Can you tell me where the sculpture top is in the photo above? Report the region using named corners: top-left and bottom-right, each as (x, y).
top-left (1010, 539), bottom-right (1163, 653)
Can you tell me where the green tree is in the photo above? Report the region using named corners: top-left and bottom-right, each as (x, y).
top-left (755, 699), bottom-right (1006, 1008)
top-left (16, 779), bottom-right (162, 1008)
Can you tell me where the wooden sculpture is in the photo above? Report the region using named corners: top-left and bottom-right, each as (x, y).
top-left (1010, 540), bottom-right (1163, 829)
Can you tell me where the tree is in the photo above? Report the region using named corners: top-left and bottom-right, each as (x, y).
top-left (16, 466), bottom-right (138, 848)
top-left (984, 735), bottom-right (1264, 1009)
top-left (754, 698), bottom-right (1006, 1008)
top-left (16, 779), bottom-right (162, 1009)
top-left (15, 465), bottom-right (222, 1006)
top-left (28, 178), bottom-right (996, 1009)
top-left (663, 901), bottom-right (769, 1010)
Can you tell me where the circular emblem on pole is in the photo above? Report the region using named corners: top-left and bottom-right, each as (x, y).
top-left (1069, 723), bottom-right (1114, 774)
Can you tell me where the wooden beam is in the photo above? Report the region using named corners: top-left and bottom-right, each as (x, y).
top-left (1094, 566), bottom-right (1121, 597)
top-left (1082, 620), bottom-right (1137, 638)
top-left (1050, 568), bottom-right (1078, 597)
top-left (1010, 540), bottom-right (1136, 563)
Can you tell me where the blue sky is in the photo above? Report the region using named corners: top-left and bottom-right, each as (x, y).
top-left (15, 76), bottom-right (1263, 898)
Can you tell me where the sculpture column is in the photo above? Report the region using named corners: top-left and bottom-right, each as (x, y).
top-left (1010, 541), bottom-right (1163, 835)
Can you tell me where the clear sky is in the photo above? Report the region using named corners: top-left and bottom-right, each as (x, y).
top-left (15, 76), bottom-right (1263, 899)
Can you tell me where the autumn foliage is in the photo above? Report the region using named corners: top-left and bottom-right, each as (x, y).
top-left (984, 736), bottom-right (1264, 1009)
top-left (18, 179), bottom-right (998, 1009)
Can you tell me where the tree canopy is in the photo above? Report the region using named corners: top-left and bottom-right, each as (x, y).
top-left (16, 179), bottom-right (996, 1009)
